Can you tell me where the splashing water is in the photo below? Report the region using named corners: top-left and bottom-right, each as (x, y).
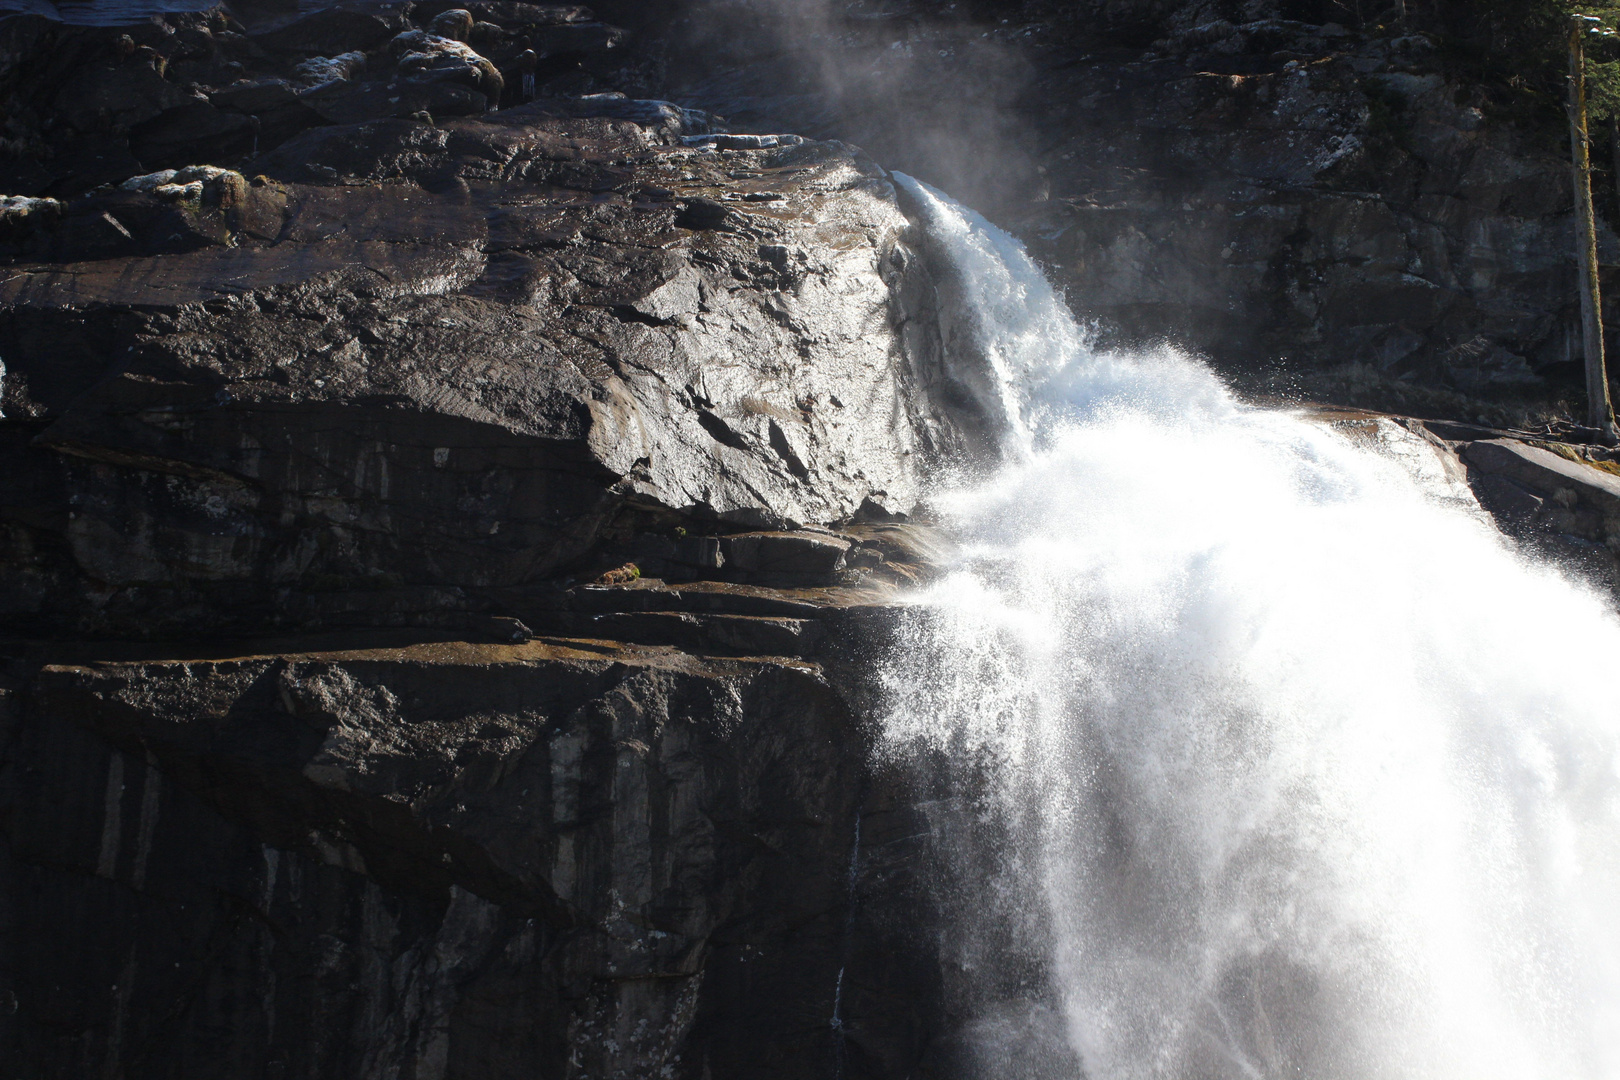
top-left (881, 175), bottom-right (1620, 1079)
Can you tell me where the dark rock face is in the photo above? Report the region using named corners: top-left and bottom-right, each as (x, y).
top-left (7, 3), bottom-right (1620, 1078)
top-left (653, 0), bottom-right (1620, 425)
top-left (0, 7), bottom-right (981, 1075)
top-left (0, 4), bottom-right (989, 1075)
top-left (1, 636), bottom-right (947, 1079)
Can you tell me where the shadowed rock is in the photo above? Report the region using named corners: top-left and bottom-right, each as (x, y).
top-left (2, 637), bottom-right (918, 1078)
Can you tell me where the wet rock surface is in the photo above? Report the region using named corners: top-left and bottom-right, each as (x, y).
top-left (5, 2), bottom-right (1620, 1078)
top-left (1314, 408), bottom-right (1620, 592)
top-left (0, 98), bottom-right (980, 638)
top-left (1456, 434), bottom-right (1620, 591)
top-left (0, 5), bottom-right (979, 1076)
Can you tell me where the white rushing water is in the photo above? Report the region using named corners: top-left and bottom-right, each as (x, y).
top-left (880, 175), bottom-right (1620, 1080)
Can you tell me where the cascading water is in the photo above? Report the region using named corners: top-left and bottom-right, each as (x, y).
top-left (881, 174), bottom-right (1620, 1080)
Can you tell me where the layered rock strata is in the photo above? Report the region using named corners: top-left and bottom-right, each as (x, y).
top-left (0, 10), bottom-right (983, 1067)
top-left (4, 4), bottom-right (1620, 1079)
top-left (1, 631), bottom-right (949, 1079)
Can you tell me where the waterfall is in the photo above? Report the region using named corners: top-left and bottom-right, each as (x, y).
top-left (881, 175), bottom-right (1620, 1080)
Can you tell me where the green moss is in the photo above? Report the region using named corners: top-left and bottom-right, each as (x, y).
top-left (1531, 439), bottom-right (1620, 475)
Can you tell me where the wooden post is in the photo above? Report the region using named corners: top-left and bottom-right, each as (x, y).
top-left (1568, 17), bottom-right (1619, 444)
top-left (1612, 113), bottom-right (1620, 209)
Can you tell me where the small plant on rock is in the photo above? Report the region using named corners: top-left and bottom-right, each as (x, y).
top-left (593, 563), bottom-right (642, 585)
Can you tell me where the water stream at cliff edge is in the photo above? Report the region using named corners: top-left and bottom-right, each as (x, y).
top-left (880, 175), bottom-right (1620, 1080)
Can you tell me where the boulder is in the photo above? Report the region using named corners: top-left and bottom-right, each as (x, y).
top-left (412, 1), bottom-right (596, 30)
top-left (0, 195), bottom-right (60, 237)
top-left (721, 530), bottom-right (852, 583)
top-left (1462, 438), bottom-right (1620, 516)
top-left (1458, 437), bottom-right (1620, 591)
top-left (389, 27), bottom-right (504, 103)
top-left (246, 3), bottom-right (411, 55)
top-left (290, 50), bottom-right (367, 86)
top-left (0, 109), bottom-right (973, 637)
top-left (429, 6), bottom-right (474, 40)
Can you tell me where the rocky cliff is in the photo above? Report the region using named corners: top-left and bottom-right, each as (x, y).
top-left (652, 0), bottom-right (1620, 430)
top-left (0, 4), bottom-right (981, 1073)
top-left (5, 635), bottom-right (960, 1078)
top-left (1, 106), bottom-right (979, 637)
top-left (3, 1), bottom-right (1620, 1078)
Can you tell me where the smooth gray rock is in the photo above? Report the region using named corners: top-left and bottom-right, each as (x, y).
top-left (721, 530), bottom-right (853, 580)
top-left (1464, 439), bottom-right (1620, 516)
top-left (1461, 437), bottom-right (1620, 592)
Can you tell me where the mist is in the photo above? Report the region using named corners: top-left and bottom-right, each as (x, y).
top-left (651, 0), bottom-right (1051, 225)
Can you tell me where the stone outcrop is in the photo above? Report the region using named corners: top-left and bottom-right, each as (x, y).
top-left (652, 0), bottom-right (1620, 427)
top-left (5, 3), bottom-right (1620, 1078)
top-left (1321, 408), bottom-right (1620, 590)
top-left (0, 6), bottom-right (987, 1075)
top-left (2, 639), bottom-right (893, 1078)
top-left (1, 90), bottom-right (982, 639)
top-left (6, 0), bottom-right (1620, 426)
top-left (1454, 432), bottom-right (1620, 589)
